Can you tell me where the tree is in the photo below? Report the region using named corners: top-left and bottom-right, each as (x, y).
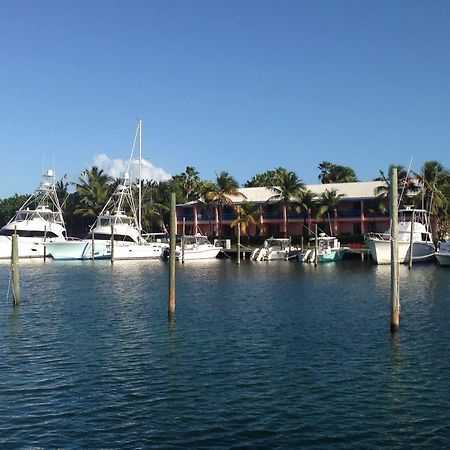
top-left (414, 161), bottom-right (450, 241)
top-left (140, 180), bottom-right (170, 233)
top-left (75, 167), bottom-right (113, 218)
top-left (317, 188), bottom-right (343, 235)
top-left (318, 161), bottom-right (358, 184)
top-left (413, 160), bottom-right (450, 213)
top-left (204, 171), bottom-right (244, 236)
top-left (0, 194), bottom-right (29, 227)
top-left (268, 170), bottom-right (305, 237)
top-left (244, 167), bottom-right (290, 187)
top-left (230, 201), bottom-right (262, 240)
top-left (296, 189), bottom-right (317, 236)
top-left (374, 165), bottom-right (417, 212)
top-left (169, 166), bottom-right (202, 203)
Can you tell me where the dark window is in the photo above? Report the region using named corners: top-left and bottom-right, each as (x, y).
top-left (85, 232), bottom-right (135, 242)
top-left (0, 229), bottom-right (59, 238)
top-left (353, 223), bottom-right (362, 235)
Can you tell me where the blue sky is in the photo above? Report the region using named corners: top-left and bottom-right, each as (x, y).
top-left (1, 0), bottom-right (449, 197)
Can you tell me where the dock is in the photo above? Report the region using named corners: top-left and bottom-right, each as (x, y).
top-left (218, 246), bottom-right (372, 261)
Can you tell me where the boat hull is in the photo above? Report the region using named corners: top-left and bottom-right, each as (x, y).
top-left (182, 248), bottom-right (221, 260)
top-left (318, 248), bottom-right (347, 262)
top-left (367, 239), bottom-right (436, 264)
top-left (0, 237), bottom-right (66, 259)
top-left (45, 241), bottom-right (111, 260)
top-left (436, 252), bottom-right (450, 266)
top-left (46, 240), bottom-right (167, 260)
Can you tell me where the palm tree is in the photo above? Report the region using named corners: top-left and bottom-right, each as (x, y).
top-left (244, 167), bottom-right (290, 187)
top-left (318, 161), bottom-right (358, 184)
top-left (413, 160), bottom-right (450, 213)
top-left (296, 189), bottom-right (317, 236)
top-left (205, 171), bottom-right (244, 237)
top-left (268, 170), bottom-right (305, 237)
top-left (374, 165), bottom-right (417, 212)
top-left (317, 189), bottom-right (343, 235)
top-left (140, 180), bottom-right (170, 233)
top-left (75, 167), bottom-right (113, 218)
top-left (230, 201), bottom-right (262, 242)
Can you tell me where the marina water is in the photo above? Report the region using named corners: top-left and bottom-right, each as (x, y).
top-left (0, 259), bottom-right (449, 448)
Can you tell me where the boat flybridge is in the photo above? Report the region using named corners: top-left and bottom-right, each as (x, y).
top-left (365, 206), bottom-right (435, 264)
top-left (45, 121), bottom-right (169, 260)
top-left (0, 170), bottom-right (67, 259)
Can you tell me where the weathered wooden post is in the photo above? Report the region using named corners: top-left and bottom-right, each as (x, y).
top-left (314, 223), bottom-right (318, 267)
top-left (237, 222), bottom-right (241, 265)
top-left (43, 225), bottom-right (47, 261)
top-left (91, 230), bottom-right (95, 260)
top-left (408, 209), bottom-right (414, 269)
top-left (181, 217), bottom-right (185, 264)
top-left (169, 192), bottom-right (176, 318)
top-left (11, 232), bottom-right (20, 305)
top-left (390, 167), bottom-right (400, 333)
top-left (301, 236), bottom-right (304, 252)
top-left (110, 224), bottom-right (115, 264)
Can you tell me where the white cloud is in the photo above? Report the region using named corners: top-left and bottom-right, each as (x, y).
top-left (93, 153), bottom-right (171, 182)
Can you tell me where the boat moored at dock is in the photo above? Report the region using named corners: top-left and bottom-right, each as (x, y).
top-left (0, 170), bottom-right (67, 259)
top-left (250, 238), bottom-right (293, 261)
top-left (298, 234), bottom-right (349, 263)
top-left (435, 240), bottom-right (450, 266)
top-left (365, 207), bottom-right (435, 264)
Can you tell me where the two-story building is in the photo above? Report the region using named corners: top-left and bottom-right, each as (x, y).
top-left (176, 181), bottom-right (389, 239)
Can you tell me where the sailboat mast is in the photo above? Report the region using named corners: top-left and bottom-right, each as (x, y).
top-left (138, 120), bottom-right (142, 238)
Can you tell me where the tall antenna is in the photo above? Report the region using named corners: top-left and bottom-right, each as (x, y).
top-left (138, 119), bottom-right (142, 237)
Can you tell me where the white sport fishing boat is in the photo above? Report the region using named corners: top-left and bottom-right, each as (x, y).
top-left (250, 238), bottom-right (292, 261)
top-left (164, 234), bottom-right (222, 260)
top-left (45, 121), bottom-right (168, 260)
top-left (365, 207), bottom-right (435, 264)
top-left (0, 170), bottom-right (67, 259)
top-left (435, 240), bottom-right (450, 266)
top-left (298, 234), bottom-right (349, 263)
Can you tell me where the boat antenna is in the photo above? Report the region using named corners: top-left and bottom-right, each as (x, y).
top-left (138, 119), bottom-right (142, 237)
top-left (398, 155), bottom-right (413, 206)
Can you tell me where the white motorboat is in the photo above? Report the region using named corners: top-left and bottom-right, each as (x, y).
top-left (250, 238), bottom-right (292, 261)
top-left (0, 170), bottom-right (67, 259)
top-left (164, 234), bottom-right (222, 260)
top-left (45, 121), bottom-right (169, 260)
top-left (435, 240), bottom-right (450, 266)
top-left (365, 207), bottom-right (435, 264)
top-left (298, 234), bottom-right (349, 263)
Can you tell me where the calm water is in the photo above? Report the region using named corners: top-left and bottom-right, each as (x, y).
top-left (0, 258), bottom-right (449, 449)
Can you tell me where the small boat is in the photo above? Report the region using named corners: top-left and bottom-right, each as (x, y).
top-left (46, 121), bottom-right (169, 260)
top-left (0, 170), bottom-right (67, 259)
top-left (365, 207), bottom-right (435, 264)
top-left (435, 240), bottom-right (450, 266)
top-left (250, 238), bottom-right (292, 261)
top-left (164, 234), bottom-right (222, 260)
top-left (298, 234), bottom-right (348, 263)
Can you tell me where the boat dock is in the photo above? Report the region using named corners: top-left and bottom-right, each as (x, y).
top-left (219, 246), bottom-right (371, 261)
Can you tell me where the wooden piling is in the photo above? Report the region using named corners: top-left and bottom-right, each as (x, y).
top-left (408, 209), bottom-right (414, 269)
top-left (314, 223), bottom-right (318, 267)
top-left (237, 222), bottom-right (241, 265)
top-left (91, 230), bottom-right (95, 260)
top-left (11, 232), bottom-right (20, 305)
top-left (43, 225), bottom-right (47, 261)
top-left (390, 167), bottom-right (400, 333)
top-left (169, 192), bottom-right (176, 318)
top-left (181, 218), bottom-right (186, 264)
